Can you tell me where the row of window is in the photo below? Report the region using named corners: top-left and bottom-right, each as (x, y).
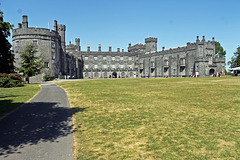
top-left (85, 56), bottom-right (133, 61)
top-left (163, 59), bottom-right (185, 66)
top-left (85, 72), bottom-right (134, 78)
top-left (15, 40), bottom-right (57, 48)
top-left (164, 67), bottom-right (185, 73)
top-left (85, 64), bottom-right (133, 69)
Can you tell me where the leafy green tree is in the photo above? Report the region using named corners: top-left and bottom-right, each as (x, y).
top-left (17, 45), bottom-right (43, 84)
top-left (228, 46), bottom-right (240, 68)
top-left (215, 41), bottom-right (226, 58)
top-left (0, 10), bottom-right (14, 73)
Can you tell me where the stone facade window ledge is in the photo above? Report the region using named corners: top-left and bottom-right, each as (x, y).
top-left (208, 64), bottom-right (217, 67)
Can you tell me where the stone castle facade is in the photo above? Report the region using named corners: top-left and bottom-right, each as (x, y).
top-left (12, 15), bottom-right (225, 82)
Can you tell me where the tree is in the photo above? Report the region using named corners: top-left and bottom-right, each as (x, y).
top-left (0, 10), bottom-right (14, 73)
top-left (17, 45), bottom-right (43, 84)
top-left (228, 46), bottom-right (240, 68)
top-left (215, 41), bottom-right (226, 58)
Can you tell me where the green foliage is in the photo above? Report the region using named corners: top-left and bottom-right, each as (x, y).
top-left (0, 10), bottom-right (14, 73)
top-left (43, 74), bottom-right (55, 81)
top-left (215, 41), bottom-right (226, 58)
top-left (225, 69), bottom-right (232, 75)
top-left (228, 46), bottom-right (240, 68)
top-left (0, 73), bottom-right (24, 88)
top-left (17, 45), bottom-right (44, 83)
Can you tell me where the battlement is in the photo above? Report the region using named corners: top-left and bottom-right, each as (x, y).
top-left (12, 15), bottom-right (62, 39)
top-left (58, 24), bottom-right (66, 31)
top-left (145, 37), bottom-right (157, 43)
top-left (12, 27), bottom-right (60, 39)
top-left (65, 42), bottom-right (128, 53)
top-left (128, 43), bottom-right (145, 52)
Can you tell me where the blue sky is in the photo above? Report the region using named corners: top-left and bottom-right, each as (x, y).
top-left (1, 0), bottom-right (240, 68)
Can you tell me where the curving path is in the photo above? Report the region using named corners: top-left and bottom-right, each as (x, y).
top-left (0, 83), bottom-right (74, 160)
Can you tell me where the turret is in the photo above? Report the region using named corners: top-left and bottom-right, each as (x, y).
top-left (145, 37), bottom-right (157, 52)
top-left (22, 15), bottom-right (28, 28)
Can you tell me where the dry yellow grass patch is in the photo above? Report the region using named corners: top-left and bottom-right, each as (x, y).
top-left (58, 77), bottom-right (240, 159)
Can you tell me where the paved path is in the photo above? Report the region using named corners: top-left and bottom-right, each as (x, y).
top-left (0, 83), bottom-right (74, 160)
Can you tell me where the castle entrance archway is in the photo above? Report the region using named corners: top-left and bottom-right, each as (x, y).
top-left (112, 72), bottom-right (117, 78)
top-left (209, 69), bottom-right (215, 75)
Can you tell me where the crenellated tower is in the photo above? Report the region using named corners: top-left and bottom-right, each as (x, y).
top-left (145, 37), bottom-right (157, 53)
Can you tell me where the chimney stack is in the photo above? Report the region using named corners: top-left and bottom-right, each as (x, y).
top-left (18, 23), bottom-right (22, 28)
top-left (87, 45), bottom-right (90, 52)
top-left (202, 36), bottom-right (205, 42)
top-left (54, 20), bottom-right (58, 31)
top-left (22, 15), bottom-right (28, 28)
top-left (109, 46), bottom-right (112, 52)
top-left (196, 36), bottom-right (200, 43)
top-left (98, 44), bottom-right (101, 52)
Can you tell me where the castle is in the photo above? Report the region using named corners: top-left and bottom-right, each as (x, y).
top-left (12, 15), bottom-right (225, 82)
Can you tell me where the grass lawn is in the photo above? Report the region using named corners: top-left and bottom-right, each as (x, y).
top-left (0, 84), bottom-right (41, 117)
top-left (58, 77), bottom-right (240, 159)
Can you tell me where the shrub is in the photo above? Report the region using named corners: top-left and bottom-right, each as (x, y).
top-left (0, 73), bottom-right (24, 88)
top-left (43, 74), bottom-right (55, 81)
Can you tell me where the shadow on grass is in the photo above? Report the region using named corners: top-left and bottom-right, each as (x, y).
top-left (0, 101), bottom-right (85, 158)
top-left (0, 95), bottom-right (18, 99)
top-left (0, 99), bottom-right (23, 117)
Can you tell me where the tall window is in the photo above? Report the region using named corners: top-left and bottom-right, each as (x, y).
top-left (51, 42), bottom-right (55, 48)
top-left (44, 62), bottom-right (49, 68)
top-left (33, 40), bottom-right (38, 46)
top-left (180, 58), bottom-right (185, 65)
top-left (15, 41), bottom-right (19, 46)
top-left (52, 52), bottom-right (55, 60)
top-left (164, 60), bottom-right (169, 66)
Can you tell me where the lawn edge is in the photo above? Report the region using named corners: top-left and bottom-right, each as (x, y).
top-left (0, 84), bottom-right (42, 121)
top-left (56, 83), bottom-right (77, 160)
